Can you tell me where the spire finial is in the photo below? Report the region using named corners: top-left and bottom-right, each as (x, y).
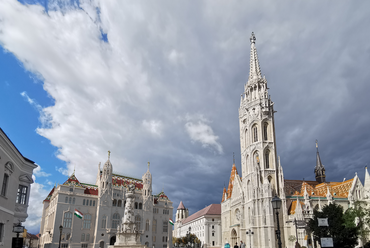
top-left (250, 32), bottom-right (256, 44)
top-left (316, 139), bottom-right (318, 151)
top-left (148, 162), bottom-right (150, 170)
top-left (233, 152), bottom-right (235, 164)
top-left (108, 150), bottom-right (111, 160)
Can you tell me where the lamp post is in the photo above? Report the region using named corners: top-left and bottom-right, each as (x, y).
top-left (58, 225), bottom-right (63, 248)
top-left (246, 229), bottom-right (254, 248)
top-left (271, 195), bottom-right (282, 248)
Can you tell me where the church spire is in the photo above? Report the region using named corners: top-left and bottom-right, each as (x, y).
top-left (248, 32), bottom-right (262, 84)
top-left (314, 140), bottom-right (326, 183)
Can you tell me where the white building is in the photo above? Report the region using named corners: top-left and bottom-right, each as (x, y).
top-left (173, 202), bottom-right (221, 248)
top-left (39, 156), bottom-right (173, 248)
top-left (221, 32), bottom-right (370, 248)
top-left (0, 127), bottom-right (37, 246)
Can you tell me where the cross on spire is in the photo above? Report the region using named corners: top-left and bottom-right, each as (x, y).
top-left (108, 150), bottom-right (111, 160)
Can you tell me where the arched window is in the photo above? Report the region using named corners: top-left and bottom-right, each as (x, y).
top-left (112, 213), bottom-right (120, 228)
top-left (264, 123), bottom-right (268, 141)
top-left (135, 215), bottom-right (141, 230)
top-left (63, 212), bottom-right (73, 228)
top-left (265, 150), bottom-right (270, 169)
top-left (113, 199), bottom-right (117, 206)
top-left (81, 233), bottom-right (85, 242)
top-left (83, 214), bottom-right (92, 229)
top-left (252, 125), bottom-right (258, 142)
top-left (83, 199), bottom-right (85, 205)
top-left (65, 197), bottom-right (68, 203)
top-left (139, 203), bottom-right (142, 209)
top-left (152, 219), bottom-right (157, 233)
top-left (117, 200), bottom-right (122, 207)
top-left (101, 216), bottom-right (107, 228)
top-left (146, 219), bottom-right (150, 231)
top-left (135, 202), bottom-right (138, 209)
top-left (1, 174), bottom-right (9, 196)
top-left (86, 233), bottom-right (90, 242)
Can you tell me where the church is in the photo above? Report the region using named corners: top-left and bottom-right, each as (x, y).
top-left (221, 33), bottom-right (370, 248)
top-left (38, 153), bottom-right (173, 248)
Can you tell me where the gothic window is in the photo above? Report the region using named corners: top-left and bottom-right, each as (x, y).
top-left (63, 212), bottom-right (72, 228)
top-left (83, 214), bottom-right (92, 229)
top-left (245, 129), bottom-right (248, 148)
top-left (83, 199), bottom-right (85, 205)
top-left (86, 233), bottom-right (90, 242)
top-left (101, 216), bottom-right (107, 228)
top-left (117, 200), bottom-right (122, 207)
top-left (139, 203), bottom-right (143, 209)
top-left (90, 200), bottom-right (92, 206)
top-left (153, 219), bottom-right (157, 233)
top-left (265, 150), bottom-right (270, 169)
top-left (135, 215), bottom-right (141, 230)
top-left (252, 125), bottom-right (258, 142)
top-left (146, 220), bottom-right (150, 231)
top-left (112, 213), bottom-right (120, 228)
top-left (113, 199), bottom-right (117, 206)
top-left (81, 233), bottom-right (85, 242)
top-left (263, 123), bottom-right (268, 141)
top-left (66, 197), bottom-right (69, 204)
top-left (93, 200), bottom-right (95, 207)
top-left (1, 174), bottom-right (8, 196)
top-left (16, 185), bottom-right (28, 205)
top-left (135, 202), bottom-right (138, 209)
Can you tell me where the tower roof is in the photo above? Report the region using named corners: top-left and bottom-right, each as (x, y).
top-left (365, 166), bottom-right (370, 189)
top-left (177, 201), bottom-right (186, 210)
top-left (222, 163), bottom-right (240, 202)
top-left (247, 32), bottom-right (262, 85)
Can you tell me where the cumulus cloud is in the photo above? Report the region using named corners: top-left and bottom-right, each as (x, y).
top-left (33, 165), bottom-right (51, 177)
top-left (185, 119), bottom-right (223, 154)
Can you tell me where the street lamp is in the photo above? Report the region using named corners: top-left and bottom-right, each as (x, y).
top-left (246, 229), bottom-right (254, 248)
top-left (58, 224), bottom-right (63, 248)
top-left (271, 195), bottom-right (282, 248)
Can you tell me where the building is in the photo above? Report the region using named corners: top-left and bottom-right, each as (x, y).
top-left (39, 156), bottom-right (173, 248)
top-left (173, 202), bottom-right (221, 248)
top-left (221, 32), bottom-right (370, 248)
top-left (0, 128), bottom-right (37, 245)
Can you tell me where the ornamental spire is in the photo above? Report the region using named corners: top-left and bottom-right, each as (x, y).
top-left (314, 140), bottom-right (326, 183)
top-left (248, 32), bottom-right (262, 84)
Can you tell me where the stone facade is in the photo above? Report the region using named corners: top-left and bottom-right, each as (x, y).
top-left (0, 128), bottom-right (37, 246)
top-left (39, 158), bottom-right (173, 248)
top-left (173, 202), bottom-right (221, 248)
top-left (221, 33), bottom-right (370, 248)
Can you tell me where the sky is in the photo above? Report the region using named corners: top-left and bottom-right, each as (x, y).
top-left (1, 0), bottom-right (370, 235)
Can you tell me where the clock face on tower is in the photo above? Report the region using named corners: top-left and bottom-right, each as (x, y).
top-left (235, 209), bottom-right (241, 221)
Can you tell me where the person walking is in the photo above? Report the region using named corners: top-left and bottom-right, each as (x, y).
top-left (240, 241), bottom-right (245, 248)
top-left (234, 242), bottom-right (239, 248)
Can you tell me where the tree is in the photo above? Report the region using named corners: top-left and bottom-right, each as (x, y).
top-left (343, 201), bottom-right (370, 246)
top-left (307, 203), bottom-right (359, 248)
top-left (173, 233), bottom-right (201, 246)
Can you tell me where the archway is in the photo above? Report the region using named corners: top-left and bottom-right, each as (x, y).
top-left (110, 236), bottom-right (116, 245)
top-left (231, 228), bottom-right (238, 246)
top-left (99, 241), bottom-right (104, 248)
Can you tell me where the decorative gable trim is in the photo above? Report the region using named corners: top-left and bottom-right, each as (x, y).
top-left (19, 174), bottom-right (34, 184)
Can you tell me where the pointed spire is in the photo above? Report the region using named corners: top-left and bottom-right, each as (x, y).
top-left (148, 162), bottom-right (150, 171)
top-left (233, 152), bottom-right (235, 164)
top-left (248, 32), bottom-right (262, 84)
top-left (314, 140), bottom-right (326, 183)
top-left (364, 166), bottom-right (370, 189)
top-left (108, 150), bottom-right (111, 160)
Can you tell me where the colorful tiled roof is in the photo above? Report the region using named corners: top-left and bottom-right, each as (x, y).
top-left (285, 179), bottom-right (354, 198)
top-left (155, 191), bottom-right (169, 200)
top-left (182, 204), bottom-right (221, 224)
top-left (43, 187), bottom-right (55, 202)
top-left (221, 187), bottom-right (226, 202)
top-left (222, 164), bottom-right (240, 202)
top-left (62, 173), bottom-right (84, 188)
top-left (288, 200), bottom-right (304, 215)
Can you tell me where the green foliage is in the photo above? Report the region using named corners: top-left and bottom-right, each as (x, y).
top-left (307, 203), bottom-right (359, 248)
top-left (344, 201), bottom-right (370, 245)
top-left (173, 233), bottom-right (201, 245)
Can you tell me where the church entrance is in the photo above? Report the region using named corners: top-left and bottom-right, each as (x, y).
top-left (99, 241), bottom-right (104, 248)
top-left (110, 236), bottom-right (116, 245)
top-left (231, 228), bottom-right (238, 246)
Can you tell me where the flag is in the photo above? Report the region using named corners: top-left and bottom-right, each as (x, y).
top-left (74, 209), bottom-right (83, 219)
top-left (169, 219), bottom-right (174, 226)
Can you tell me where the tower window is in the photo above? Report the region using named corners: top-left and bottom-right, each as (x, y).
top-left (265, 150), bottom-right (270, 169)
top-left (253, 126), bottom-right (258, 142)
top-left (264, 123), bottom-right (268, 141)
top-left (1, 174), bottom-right (9, 196)
top-left (112, 213), bottom-right (120, 228)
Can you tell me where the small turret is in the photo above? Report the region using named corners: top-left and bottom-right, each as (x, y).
top-left (99, 151), bottom-right (113, 197)
top-left (142, 162), bottom-right (152, 199)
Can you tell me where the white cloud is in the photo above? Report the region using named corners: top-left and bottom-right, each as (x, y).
top-left (33, 164), bottom-right (51, 177)
top-left (185, 119), bottom-right (223, 154)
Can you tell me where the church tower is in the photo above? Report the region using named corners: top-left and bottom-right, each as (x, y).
top-left (239, 32), bottom-right (280, 247)
top-left (99, 151), bottom-right (113, 201)
top-left (314, 141), bottom-right (326, 183)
